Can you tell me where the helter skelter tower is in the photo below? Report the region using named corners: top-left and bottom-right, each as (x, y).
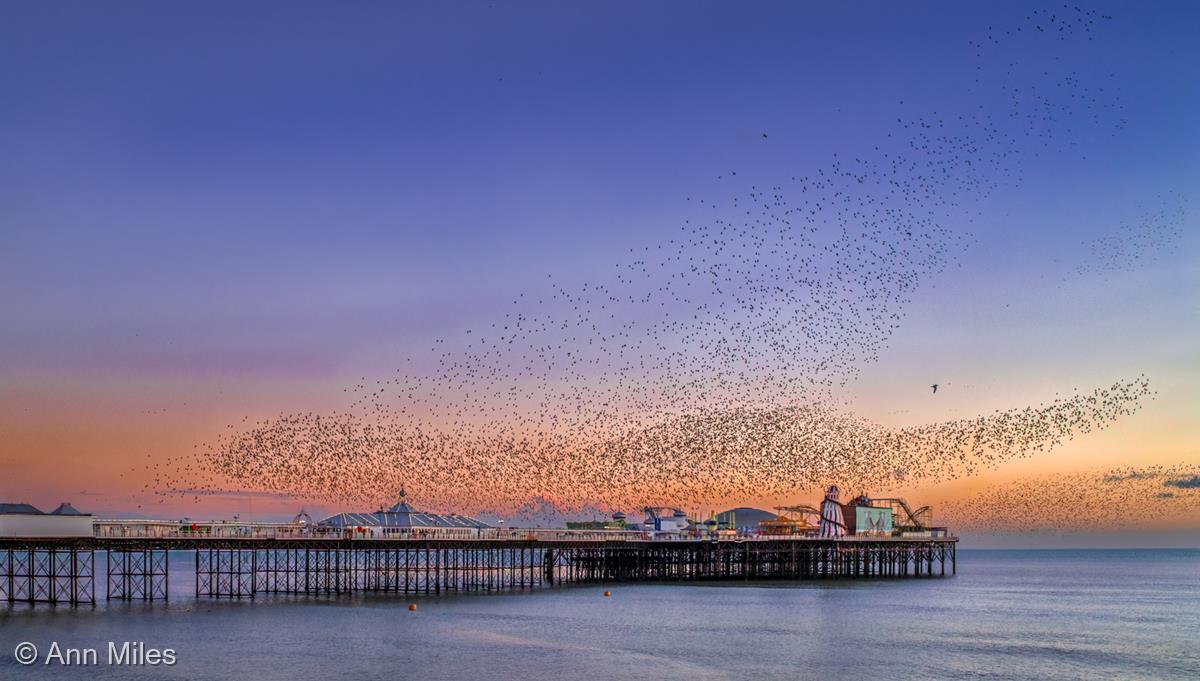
top-left (818, 485), bottom-right (846, 538)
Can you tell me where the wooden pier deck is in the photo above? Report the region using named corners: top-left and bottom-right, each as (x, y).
top-left (1, 536), bottom-right (956, 605)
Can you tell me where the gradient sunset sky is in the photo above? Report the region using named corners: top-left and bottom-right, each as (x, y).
top-left (1, 1), bottom-right (1197, 546)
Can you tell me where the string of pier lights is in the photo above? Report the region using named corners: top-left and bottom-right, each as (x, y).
top-left (144, 5), bottom-right (1178, 520)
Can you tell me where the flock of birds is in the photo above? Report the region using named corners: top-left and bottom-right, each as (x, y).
top-left (1072, 192), bottom-right (1188, 278)
top-left (941, 464), bottom-right (1200, 533)
top-left (184, 376), bottom-right (1152, 515)
top-left (131, 6), bottom-right (1195, 530)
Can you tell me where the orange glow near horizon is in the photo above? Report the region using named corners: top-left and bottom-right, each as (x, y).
top-left (4, 364), bottom-right (1198, 537)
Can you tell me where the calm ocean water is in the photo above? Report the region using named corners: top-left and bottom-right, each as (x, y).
top-left (1, 549), bottom-right (1197, 680)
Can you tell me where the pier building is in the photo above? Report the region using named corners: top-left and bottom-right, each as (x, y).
top-left (317, 490), bottom-right (490, 538)
top-left (0, 502), bottom-right (92, 537)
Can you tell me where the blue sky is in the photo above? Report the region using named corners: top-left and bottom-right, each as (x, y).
top-left (3, 2), bottom-right (1196, 371)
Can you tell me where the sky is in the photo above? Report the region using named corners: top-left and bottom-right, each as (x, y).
top-left (1, 1), bottom-right (1197, 547)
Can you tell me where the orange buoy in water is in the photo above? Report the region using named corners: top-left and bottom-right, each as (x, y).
top-left (408, 604), bottom-right (417, 611)
top-left (603, 591), bottom-right (611, 597)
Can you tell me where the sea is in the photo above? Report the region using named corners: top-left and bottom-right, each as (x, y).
top-left (1, 549), bottom-right (1197, 680)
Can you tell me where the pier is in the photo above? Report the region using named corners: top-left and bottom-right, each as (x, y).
top-left (1, 535), bottom-right (956, 605)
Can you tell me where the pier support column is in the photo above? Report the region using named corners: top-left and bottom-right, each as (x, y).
top-left (196, 547), bottom-right (255, 599)
top-left (106, 547), bottom-right (167, 600)
top-left (543, 549), bottom-right (555, 584)
top-left (1, 540), bottom-right (94, 605)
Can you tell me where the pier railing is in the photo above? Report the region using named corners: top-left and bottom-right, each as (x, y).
top-left (91, 521), bottom-right (953, 543)
top-left (91, 521), bottom-right (652, 542)
top-left (93, 519), bottom-right (336, 539)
